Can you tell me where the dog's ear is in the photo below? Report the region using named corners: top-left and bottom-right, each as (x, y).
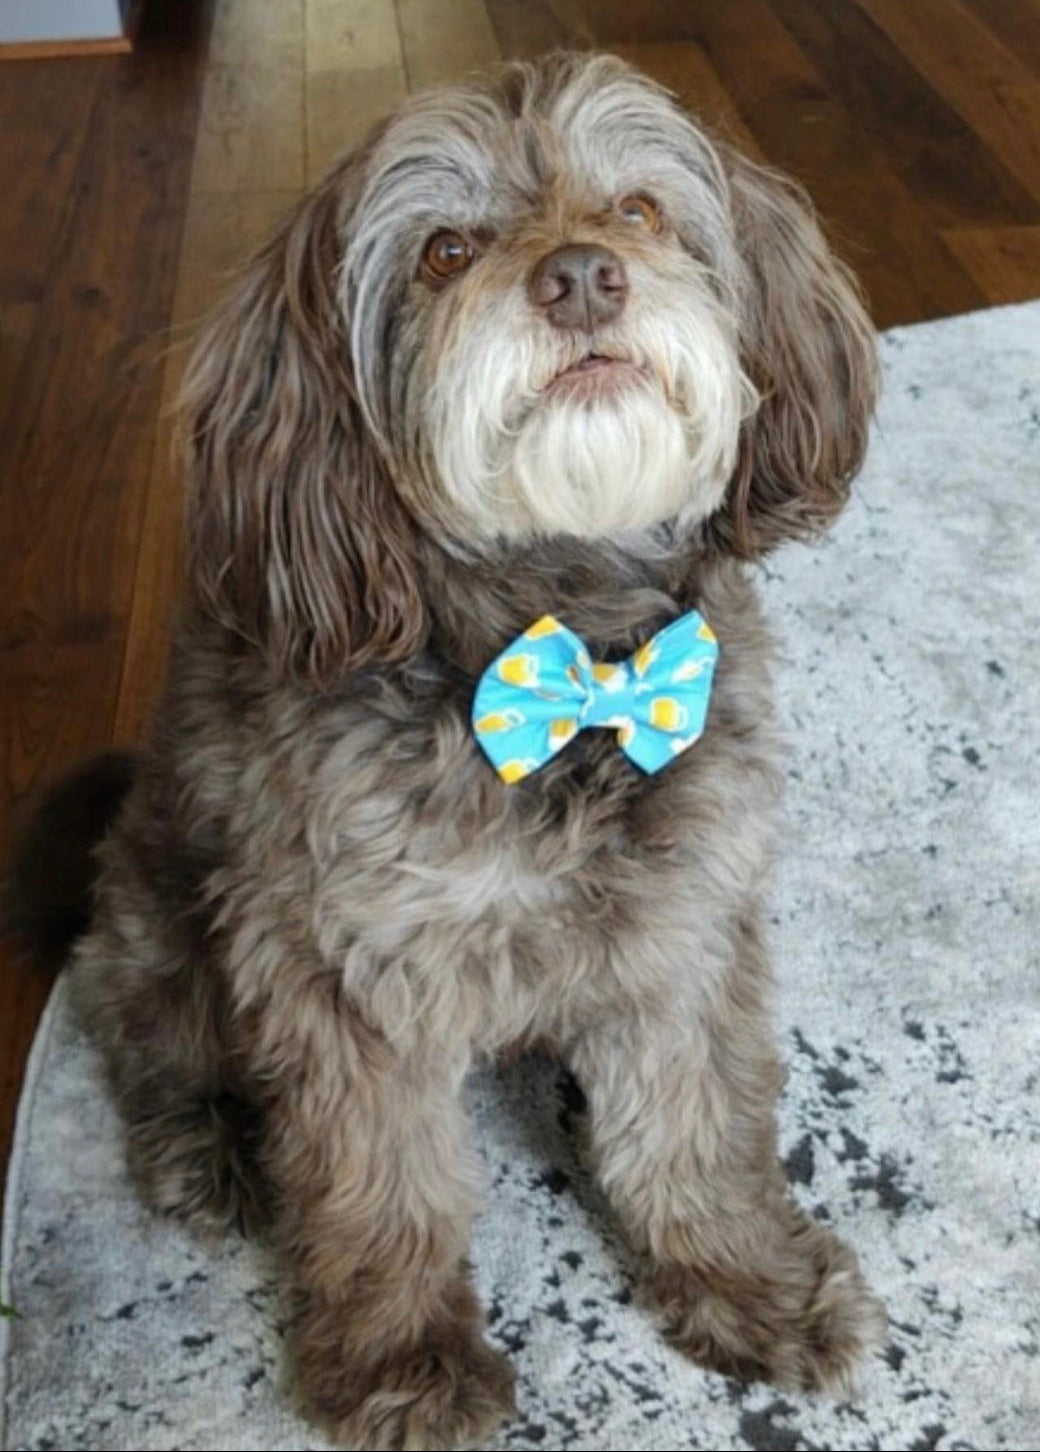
top-left (181, 150), bottom-right (427, 689)
top-left (710, 151), bottom-right (878, 557)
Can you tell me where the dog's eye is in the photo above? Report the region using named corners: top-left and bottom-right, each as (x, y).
top-left (617, 194), bottom-right (663, 232)
top-left (421, 230), bottom-right (476, 283)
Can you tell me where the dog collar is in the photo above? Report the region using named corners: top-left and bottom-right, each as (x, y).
top-left (472, 611), bottom-right (718, 784)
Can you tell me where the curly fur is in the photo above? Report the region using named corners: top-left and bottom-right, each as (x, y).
top-left (53, 52), bottom-right (884, 1449)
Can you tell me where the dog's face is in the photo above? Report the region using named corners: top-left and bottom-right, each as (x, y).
top-left (184, 54), bottom-right (877, 685)
top-left (345, 59), bottom-right (754, 540)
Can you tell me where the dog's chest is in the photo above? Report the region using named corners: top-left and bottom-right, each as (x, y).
top-left (317, 722), bottom-right (759, 1045)
top-left (340, 743), bottom-right (671, 939)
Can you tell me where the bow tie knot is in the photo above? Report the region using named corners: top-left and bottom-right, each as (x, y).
top-left (472, 611), bottom-right (718, 783)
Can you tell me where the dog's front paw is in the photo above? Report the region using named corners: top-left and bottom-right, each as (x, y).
top-left (654, 1211), bottom-right (885, 1394)
top-left (300, 1305), bottom-right (516, 1451)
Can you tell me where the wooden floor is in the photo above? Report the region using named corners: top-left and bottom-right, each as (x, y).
top-left (2, 0), bottom-right (1039, 1191)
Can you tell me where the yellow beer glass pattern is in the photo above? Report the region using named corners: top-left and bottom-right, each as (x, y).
top-left (592, 663), bottom-right (626, 692)
top-left (648, 697), bottom-right (688, 731)
top-left (498, 758), bottom-right (539, 784)
top-left (548, 718), bottom-right (579, 750)
top-left (498, 653), bottom-right (540, 688)
top-left (633, 641), bottom-right (659, 677)
top-left (524, 616), bottom-right (563, 640)
top-left (475, 707), bottom-right (526, 734)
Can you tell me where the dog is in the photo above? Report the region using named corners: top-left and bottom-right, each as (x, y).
top-left (30, 51), bottom-right (884, 1450)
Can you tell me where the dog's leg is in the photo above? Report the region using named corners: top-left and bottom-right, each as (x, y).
top-left (69, 832), bottom-right (267, 1237)
top-left (254, 1003), bottom-right (515, 1451)
top-left (569, 917), bottom-right (884, 1394)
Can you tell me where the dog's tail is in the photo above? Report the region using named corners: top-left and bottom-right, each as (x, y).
top-left (5, 751), bottom-right (137, 973)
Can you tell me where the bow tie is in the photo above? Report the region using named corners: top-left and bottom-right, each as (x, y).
top-left (472, 610), bottom-right (718, 784)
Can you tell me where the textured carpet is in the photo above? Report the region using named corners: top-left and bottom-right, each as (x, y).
top-left (3, 301), bottom-right (1039, 1452)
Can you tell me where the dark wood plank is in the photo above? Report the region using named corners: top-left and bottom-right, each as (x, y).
top-left (770, 0), bottom-right (1040, 228)
top-left (0, 301), bottom-right (40, 439)
top-left (607, 41), bottom-right (766, 158)
top-left (0, 0), bottom-right (216, 1188)
top-left (661, 0), bottom-right (988, 326)
top-left (484, 0), bottom-right (589, 56)
top-left (1, 14), bottom-right (212, 785)
top-left (0, 58), bottom-right (102, 439)
top-left (942, 224), bottom-right (1040, 303)
top-left (542, 0), bottom-right (684, 45)
top-left (0, 60), bottom-right (102, 303)
top-left (852, 0), bottom-right (1040, 205)
top-left (960, 0), bottom-right (1040, 79)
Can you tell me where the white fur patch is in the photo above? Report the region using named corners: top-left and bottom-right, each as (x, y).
top-left (424, 257), bottom-right (754, 540)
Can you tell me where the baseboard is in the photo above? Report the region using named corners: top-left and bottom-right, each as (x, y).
top-left (0, 35), bottom-right (131, 58)
top-left (0, 0), bottom-right (142, 60)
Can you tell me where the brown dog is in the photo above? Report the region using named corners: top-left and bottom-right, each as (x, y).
top-left (55, 52), bottom-right (882, 1450)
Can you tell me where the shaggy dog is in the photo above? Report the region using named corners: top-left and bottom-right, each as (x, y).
top-left (36, 52), bottom-right (884, 1450)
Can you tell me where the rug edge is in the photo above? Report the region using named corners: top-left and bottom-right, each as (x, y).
top-left (880, 294), bottom-right (1040, 337)
top-left (1, 972), bottom-right (63, 1449)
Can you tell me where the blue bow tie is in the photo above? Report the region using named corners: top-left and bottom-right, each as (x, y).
top-left (472, 610), bottom-right (719, 783)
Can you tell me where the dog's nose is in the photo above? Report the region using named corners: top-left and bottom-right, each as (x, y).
top-left (529, 244), bottom-right (628, 331)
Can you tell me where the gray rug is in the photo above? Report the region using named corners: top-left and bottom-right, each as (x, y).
top-left (3, 300), bottom-right (1039, 1452)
